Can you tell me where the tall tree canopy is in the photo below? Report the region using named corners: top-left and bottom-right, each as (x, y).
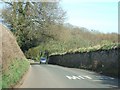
top-left (1, 1), bottom-right (66, 52)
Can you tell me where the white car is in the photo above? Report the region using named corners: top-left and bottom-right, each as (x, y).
top-left (40, 57), bottom-right (47, 64)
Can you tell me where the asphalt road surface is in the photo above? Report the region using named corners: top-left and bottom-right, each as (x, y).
top-left (20, 63), bottom-right (119, 88)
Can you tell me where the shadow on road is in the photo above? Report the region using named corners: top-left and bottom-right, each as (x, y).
top-left (95, 75), bottom-right (120, 88)
top-left (30, 62), bottom-right (40, 65)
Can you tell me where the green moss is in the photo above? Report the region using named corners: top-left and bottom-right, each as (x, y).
top-left (2, 58), bottom-right (29, 88)
top-left (50, 43), bottom-right (120, 56)
top-left (0, 76), bottom-right (1, 90)
top-left (25, 41), bottom-right (119, 58)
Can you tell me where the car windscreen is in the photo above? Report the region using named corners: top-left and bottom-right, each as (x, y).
top-left (41, 58), bottom-right (46, 61)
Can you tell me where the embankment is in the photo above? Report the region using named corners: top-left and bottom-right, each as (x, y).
top-left (1, 24), bottom-right (29, 88)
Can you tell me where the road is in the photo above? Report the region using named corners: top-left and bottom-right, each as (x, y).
top-left (20, 63), bottom-right (119, 88)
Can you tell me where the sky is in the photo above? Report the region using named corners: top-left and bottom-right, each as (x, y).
top-left (60, 0), bottom-right (118, 33)
top-left (0, 0), bottom-right (119, 33)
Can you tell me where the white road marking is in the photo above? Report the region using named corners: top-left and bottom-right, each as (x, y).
top-left (95, 76), bottom-right (101, 77)
top-left (92, 80), bottom-right (102, 82)
top-left (110, 85), bottom-right (118, 88)
top-left (78, 76), bottom-right (85, 79)
top-left (109, 77), bottom-right (115, 80)
top-left (95, 76), bottom-right (115, 80)
top-left (66, 76), bottom-right (81, 80)
top-left (99, 78), bottom-right (104, 80)
top-left (83, 76), bottom-right (92, 79)
top-left (66, 75), bottom-right (92, 80)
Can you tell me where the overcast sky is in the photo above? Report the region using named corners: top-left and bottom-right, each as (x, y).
top-left (60, 0), bottom-right (118, 33)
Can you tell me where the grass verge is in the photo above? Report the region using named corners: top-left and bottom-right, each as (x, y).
top-left (0, 64), bottom-right (2, 89)
top-left (2, 58), bottom-right (29, 88)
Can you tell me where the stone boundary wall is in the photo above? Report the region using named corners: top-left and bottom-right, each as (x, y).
top-left (49, 48), bottom-right (120, 77)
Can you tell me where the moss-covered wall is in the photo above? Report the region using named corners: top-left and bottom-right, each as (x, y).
top-left (49, 48), bottom-right (119, 77)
